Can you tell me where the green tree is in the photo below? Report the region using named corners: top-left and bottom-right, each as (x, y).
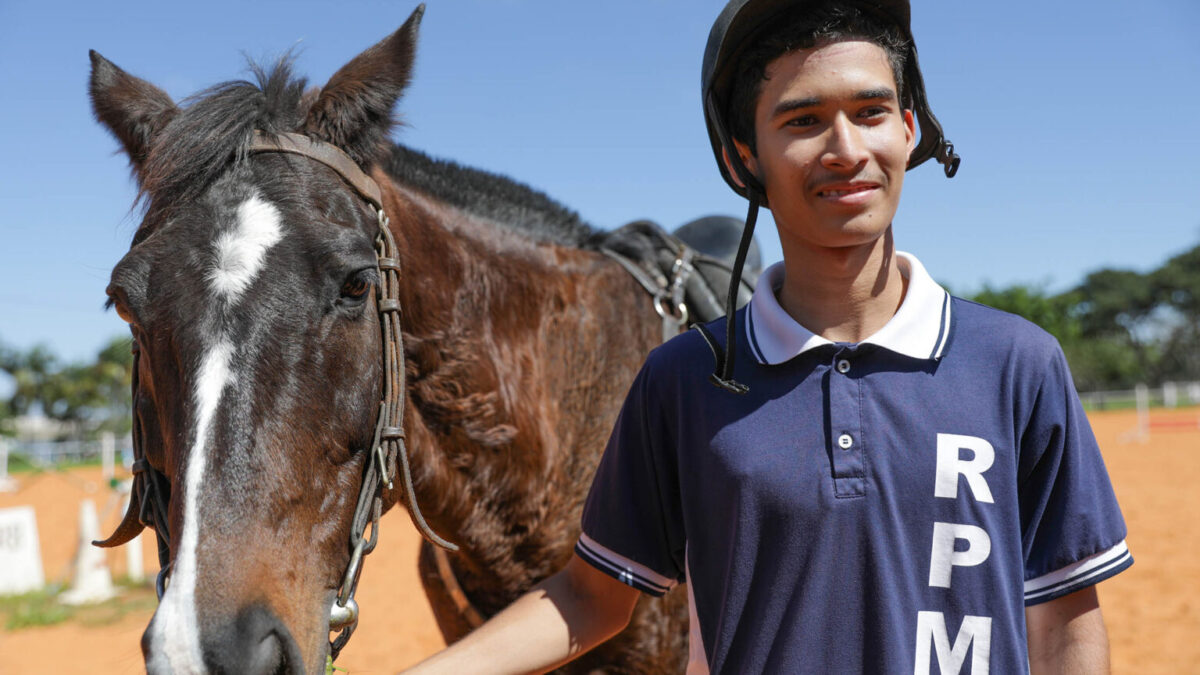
top-left (0, 337), bottom-right (133, 438)
top-left (1070, 268), bottom-right (1159, 386)
top-left (1149, 245), bottom-right (1200, 382)
top-left (968, 239), bottom-right (1200, 391)
top-left (1152, 244), bottom-right (1200, 318)
top-left (968, 284), bottom-right (1081, 345)
top-left (1, 344), bottom-right (59, 419)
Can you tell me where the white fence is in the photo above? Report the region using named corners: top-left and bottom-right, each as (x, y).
top-left (1079, 381), bottom-right (1200, 411)
top-left (1, 434), bottom-right (134, 470)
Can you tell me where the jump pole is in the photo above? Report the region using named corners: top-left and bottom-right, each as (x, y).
top-left (1121, 383), bottom-right (1150, 443)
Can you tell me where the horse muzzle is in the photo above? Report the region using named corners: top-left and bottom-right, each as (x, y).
top-left (143, 603), bottom-right (307, 675)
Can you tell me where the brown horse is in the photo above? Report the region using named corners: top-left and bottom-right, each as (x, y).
top-left (91, 6), bottom-right (689, 674)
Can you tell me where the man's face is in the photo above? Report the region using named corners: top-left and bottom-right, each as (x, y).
top-left (732, 40), bottom-right (915, 252)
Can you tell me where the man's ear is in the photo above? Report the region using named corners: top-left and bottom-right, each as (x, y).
top-left (903, 109), bottom-right (916, 159)
top-left (723, 138), bottom-right (759, 190)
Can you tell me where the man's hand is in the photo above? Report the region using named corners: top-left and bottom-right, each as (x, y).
top-left (402, 553), bottom-right (641, 674)
top-left (1026, 586), bottom-right (1110, 674)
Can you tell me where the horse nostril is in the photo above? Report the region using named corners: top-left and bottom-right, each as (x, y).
top-left (246, 631), bottom-right (284, 675)
top-left (200, 605), bottom-right (303, 675)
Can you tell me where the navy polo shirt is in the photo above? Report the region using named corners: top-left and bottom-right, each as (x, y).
top-left (576, 253), bottom-right (1131, 674)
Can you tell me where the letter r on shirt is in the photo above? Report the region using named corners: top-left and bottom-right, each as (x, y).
top-left (928, 522), bottom-right (991, 588)
top-left (935, 434), bottom-right (995, 503)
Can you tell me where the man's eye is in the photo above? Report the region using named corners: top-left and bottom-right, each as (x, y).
top-left (786, 115), bottom-right (818, 127)
top-left (861, 106), bottom-right (888, 119)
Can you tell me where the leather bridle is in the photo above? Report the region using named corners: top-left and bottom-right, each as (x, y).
top-left (96, 131), bottom-right (457, 664)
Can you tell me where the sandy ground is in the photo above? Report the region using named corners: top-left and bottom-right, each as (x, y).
top-left (1087, 409), bottom-right (1200, 673)
top-left (0, 407), bottom-right (1196, 673)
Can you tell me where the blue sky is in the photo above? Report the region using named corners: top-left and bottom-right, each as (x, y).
top-left (1, 0), bottom-right (1198, 364)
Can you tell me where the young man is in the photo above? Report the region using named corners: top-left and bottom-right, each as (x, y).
top-left (407, 1), bottom-right (1131, 672)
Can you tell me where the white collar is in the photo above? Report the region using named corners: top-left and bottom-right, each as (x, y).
top-left (744, 251), bottom-right (952, 365)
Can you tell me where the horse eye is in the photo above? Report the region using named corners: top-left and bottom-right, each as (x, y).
top-left (340, 274), bottom-right (373, 302)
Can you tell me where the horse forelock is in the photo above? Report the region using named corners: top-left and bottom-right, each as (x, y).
top-left (133, 56), bottom-right (309, 238)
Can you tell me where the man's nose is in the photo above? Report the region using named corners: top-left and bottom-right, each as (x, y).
top-left (820, 115), bottom-right (869, 170)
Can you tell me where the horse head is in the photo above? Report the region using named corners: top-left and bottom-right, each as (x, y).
top-left (91, 7), bottom-right (427, 673)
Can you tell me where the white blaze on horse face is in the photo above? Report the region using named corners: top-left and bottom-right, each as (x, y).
top-left (146, 339), bottom-right (235, 673)
top-left (148, 194), bottom-right (284, 671)
top-left (208, 194), bottom-right (283, 301)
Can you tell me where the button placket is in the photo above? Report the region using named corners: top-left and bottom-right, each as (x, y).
top-left (828, 350), bottom-right (865, 497)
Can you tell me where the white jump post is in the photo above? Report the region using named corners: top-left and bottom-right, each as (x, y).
top-left (0, 438), bottom-right (17, 492)
top-left (101, 432), bottom-right (115, 483)
top-left (60, 498), bottom-right (117, 605)
top-left (1163, 382), bottom-right (1178, 409)
top-left (1129, 383), bottom-right (1150, 443)
top-left (0, 506), bottom-right (44, 594)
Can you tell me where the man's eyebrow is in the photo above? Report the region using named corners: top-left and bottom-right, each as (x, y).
top-left (854, 88), bottom-right (897, 102)
top-left (771, 88), bottom-right (898, 117)
top-left (772, 96), bottom-right (821, 117)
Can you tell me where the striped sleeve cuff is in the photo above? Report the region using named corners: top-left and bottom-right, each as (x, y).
top-left (1024, 540), bottom-right (1133, 605)
top-left (574, 534), bottom-right (678, 597)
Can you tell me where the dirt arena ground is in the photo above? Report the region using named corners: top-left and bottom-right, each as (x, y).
top-left (1, 408), bottom-right (1196, 673)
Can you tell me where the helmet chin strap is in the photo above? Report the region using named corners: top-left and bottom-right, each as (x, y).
top-left (694, 191), bottom-right (760, 395)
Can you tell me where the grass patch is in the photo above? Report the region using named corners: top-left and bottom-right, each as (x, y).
top-left (0, 586), bottom-right (72, 630)
top-left (0, 581), bottom-right (157, 631)
top-left (1082, 399), bottom-right (1140, 412)
top-left (5, 453), bottom-right (105, 475)
top-left (74, 584), bottom-right (158, 628)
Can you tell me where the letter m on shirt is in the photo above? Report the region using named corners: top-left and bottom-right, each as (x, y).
top-left (915, 611), bottom-right (992, 674)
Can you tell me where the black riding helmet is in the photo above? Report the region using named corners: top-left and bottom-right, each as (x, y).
top-left (694, 0), bottom-right (960, 393)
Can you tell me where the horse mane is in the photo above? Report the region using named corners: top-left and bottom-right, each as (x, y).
top-left (384, 145), bottom-right (599, 249)
top-left (134, 56), bottom-right (601, 250)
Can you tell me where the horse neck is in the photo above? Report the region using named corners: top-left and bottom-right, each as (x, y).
top-left (379, 178), bottom-right (619, 596)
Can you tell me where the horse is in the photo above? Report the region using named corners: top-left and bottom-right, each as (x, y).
top-left (90, 6), bottom-right (694, 674)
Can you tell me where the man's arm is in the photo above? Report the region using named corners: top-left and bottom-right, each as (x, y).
top-left (402, 553), bottom-right (641, 674)
top-left (1025, 586), bottom-right (1110, 674)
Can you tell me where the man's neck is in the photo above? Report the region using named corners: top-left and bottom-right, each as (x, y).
top-left (776, 228), bottom-right (908, 344)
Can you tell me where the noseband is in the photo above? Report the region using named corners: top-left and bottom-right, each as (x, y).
top-left (96, 131), bottom-right (457, 663)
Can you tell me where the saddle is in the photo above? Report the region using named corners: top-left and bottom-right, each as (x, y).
top-left (599, 216), bottom-right (761, 342)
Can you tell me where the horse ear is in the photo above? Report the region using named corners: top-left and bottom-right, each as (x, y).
top-left (303, 4), bottom-right (424, 166)
top-left (89, 50), bottom-right (179, 177)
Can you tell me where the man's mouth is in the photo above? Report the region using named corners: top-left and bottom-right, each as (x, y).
top-left (817, 183), bottom-right (878, 198)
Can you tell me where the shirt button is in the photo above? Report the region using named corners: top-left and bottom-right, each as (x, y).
top-left (837, 433), bottom-right (854, 449)
top-left (836, 359), bottom-right (851, 374)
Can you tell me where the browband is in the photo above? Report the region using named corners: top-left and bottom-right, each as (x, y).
top-left (248, 131), bottom-right (384, 210)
